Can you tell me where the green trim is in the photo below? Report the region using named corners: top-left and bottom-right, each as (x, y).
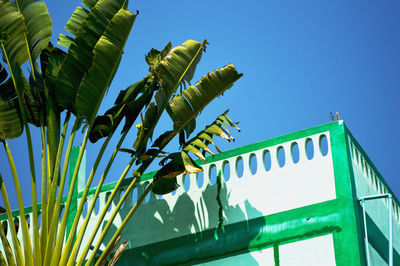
top-left (0, 121), bottom-right (341, 221)
top-left (115, 199), bottom-right (351, 265)
top-left (328, 123), bottom-right (364, 265)
top-left (273, 244), bottom-right (279, 266)
top-left (80, 121), bottom-right (342, 194)
top-left (3, 121), bottom-right (398, 266)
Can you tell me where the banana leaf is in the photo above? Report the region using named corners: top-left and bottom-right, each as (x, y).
top-left (53, 0), bottom-right (134, 123)
top-left (0, 63), bottom-right (24, 140)
top-left (167, 64), bottom-right (242, 133)
top-left (152, 111), bottom-right (240, 194)
top-left (15, 0), bottom-right (52, 62)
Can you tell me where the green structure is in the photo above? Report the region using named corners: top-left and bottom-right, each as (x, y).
top-left (1, 121), bottom-right (399, 265)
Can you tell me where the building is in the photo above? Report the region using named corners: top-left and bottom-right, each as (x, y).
top-left (1, 121), bottom-right (399, 265)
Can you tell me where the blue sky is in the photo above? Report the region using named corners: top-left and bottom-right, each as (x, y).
top-left (1, 0), bottom-right (399, 209)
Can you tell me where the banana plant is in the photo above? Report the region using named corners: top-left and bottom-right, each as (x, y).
top-left (0, 0), bottom-right (243, 265)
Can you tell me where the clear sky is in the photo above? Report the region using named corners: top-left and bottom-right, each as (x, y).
top-left (1, 0), bottom-right (399, 209)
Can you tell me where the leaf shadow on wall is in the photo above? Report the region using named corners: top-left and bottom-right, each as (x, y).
top-left (101, 171), bottom-right (265, 265)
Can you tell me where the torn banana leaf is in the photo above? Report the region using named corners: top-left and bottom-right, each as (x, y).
top-left (88, 76), bottom-right (157, 143)
top-left (152, 151), bottom-right (202, 195)
top-left (182, 110), bottom-right (240, 160)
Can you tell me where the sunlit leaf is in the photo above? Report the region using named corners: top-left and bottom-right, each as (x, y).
top-left (53, 0), bottom-right (135, 122)
top-left (18, 0), bottom-right (53, 61)
top-left (167, 64), bottom-right (242, 133)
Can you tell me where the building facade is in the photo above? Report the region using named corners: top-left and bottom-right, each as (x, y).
top-left (1, 121), bottom-right (399, 265)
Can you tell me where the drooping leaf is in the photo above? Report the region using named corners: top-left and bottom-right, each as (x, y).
top-left (183, 118), bottom-right (196, 139)
top-left (198, 132), bottom-right (222, 153)
top-left (204, 124), bottom-right (232, 141)
top-left (152, 130), bottom-right (173, 148)
top-left (167, 64), bottom-right (242, 133)
top-left (121, 77), bottom-right (157, 133)
top-left (182, 110), bottom-right (240, 160)
top-left (17, 0), bottom-right (53, 61)
top-left (0, 63), bottom-right (24, 140)
top-left (88, 113), bottom-right (114, 143)
top-left (183, 144), bottom-right (206, 161)
top-left (152, 151), bottom-right (202, 195)
top-left (118, 148), bottom-right (135, 156)
top-left (155, 151), bottom-right (202, 178)
top-left (218, 110), bottom-right (240, 131)
top-left (152, 176), bottom-right (179, 195)
top-left (89, 75), bottom-right (158, 143)
top-left (0, 2), bottom-right (29, 66)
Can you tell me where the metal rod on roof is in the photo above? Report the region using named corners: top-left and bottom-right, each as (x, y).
top-left (388, 194), bottom-right (393, 266)
top-left (360, 198), bottom-right (371, 266)
top-left (357, 193), bottom-right (391, 201)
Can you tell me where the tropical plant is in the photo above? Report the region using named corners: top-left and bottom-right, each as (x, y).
top-left (0, 0), bottom-right (242, 265)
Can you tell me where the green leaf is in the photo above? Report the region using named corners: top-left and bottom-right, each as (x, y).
top-left (152, 130), bottom-right (173, 148)
top-left (133, 102), bottom-right (157, 152)
top-left (88, 113), bottom-right (114, 142)
top-left (183, 144), bottom-right (206, 161)
top-left (145, 42), bottom-right (172, 72)
top-left (205, 123), bottom-right (232, 141)
top-left (0, 2), bottom-right (29, 66)
top-left (182, 110), bottom-right (240, 159)
top-left (88, 75), bottom-right (153, 142)
top-left (53, 1), bottom-right (135, 122)
top-left (156, 39), bottom-right (206, 97)
top-left (0, 63), bottom-right (24, 140)
top-left (167, 64), bottom-right (242, 133)
top-left (152, 176), bottom-right (179, 195)
top-left (18, 0), bottom-right (53, 61)
top-left (152, 151), bottom-right (202, 195)
top-left (64, 6), bottom-right (90, 38)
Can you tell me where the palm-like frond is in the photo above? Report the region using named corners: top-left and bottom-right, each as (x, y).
top-left (15, 0), bottom-right (52, 62)
top-left (0, 63), bottom-right (24, 140)
top-left (167, 64), bottom-right (242, 133)
top-left (0, 1), bottom-right (29, 67)
top-left (53, 0), bottom-right (135, 123)
top-left (152, 111), bottom-right (240, 195)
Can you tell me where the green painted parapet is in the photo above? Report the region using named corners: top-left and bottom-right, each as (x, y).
top-left (1, 121), bottom-right (399, 265)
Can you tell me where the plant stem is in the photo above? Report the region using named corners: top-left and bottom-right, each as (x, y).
top-left (0, 173), bottom-right (24, 266)
top-left (63, 131), bottom-right (128, 265)
top-left (46, 111), bottom-right (71, 224)
top-left (92, 182), bottom-right (155, 266)
top-left (48, 125), bottom-right (91, 266)
top-left (2, 140), bottom-right (34, 265)
top-left (25, 124), bottom-right (41, 266)
top-left (39, 119), bottom-right (48, 262)
top-left (75, 154), bottom-right (136, 265)
top-left (0, 215), bottom-right (16, 266)
top-left (43, 116), bottom-right (79, 266)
